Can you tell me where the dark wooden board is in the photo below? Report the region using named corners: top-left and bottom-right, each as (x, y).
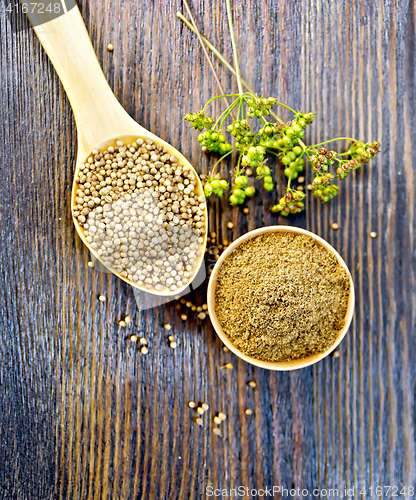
top-left (0, 0), bottom-right (415, 498)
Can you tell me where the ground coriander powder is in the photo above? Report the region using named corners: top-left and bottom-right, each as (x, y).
top-left (214, 232), bottom-right (350, 362)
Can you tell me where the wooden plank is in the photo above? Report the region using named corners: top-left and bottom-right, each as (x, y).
top-left (0, 0), bottom-right (415, 498)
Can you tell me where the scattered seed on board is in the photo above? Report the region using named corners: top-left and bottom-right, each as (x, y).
top-left (168, 335), bottom-right (175, 341)
top-left (298, 176), bottom-right (305, 183)
top-left (223, 346), bottom-right (229, 352)
top-left (197, 312), bottom-right (206, 320)
top-left (248, 381), bottom-right (257, 389)
top-left (245, 168), bottom-right (253, 177)
top-left (202, 303), bottom-right (208, 310)
top-left (245, 409), bottom-right (253, 415)
top-left (98, 295), bottom-right (106, 302)
top-left (107, 43), bottom-right (114, 51)
top-left (119, 320), bottom-right (126, 327)
top-left (227, 222), bottom-right (234, 229)
top-left (333, 350), bottom-right (340, 358)
top-left (125, 315), bottom-right (131, 324)
top-left (87, 261), bottom-right (94, 268)
top-left (196, 418), bottom-right (203, 425)
top-left (140, 346), bottom-right (148, 354)
top-left (130, 334), bottom-right (138, 342)
top-left (170, 341), bottom-right (177, 349)
top-left (201, 403), bottom-right (209, 411)
top-left (213, 428), bottom-right (221, 436)
top-left (370, 231), bottom-right (378, 238)
top-left (164, 323), bottom-right (172, 331)
top-left (213, 416), bottom-right (222, 425)
top-left (139, 337), bottom-right (148, 345)
top-left (331, 223), bottom-right (339, 230)
top-left (307, 184), bottom-right (313, 191)
top-left (218, 412), bottom-right (227, 421)
top-left (188, 401), bottom-right (196, 408)
top-left (197, 407), bottom-right (204, 415)
top-left (181, 314), bottom-right (188, 321)
top-left (221, 363), bottom-right (234, 370)
top-left (243, 208), bottom-right (249, 215)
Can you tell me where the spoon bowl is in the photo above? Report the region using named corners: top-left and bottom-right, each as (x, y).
top-left (28, 5), bottom-right (207, 296)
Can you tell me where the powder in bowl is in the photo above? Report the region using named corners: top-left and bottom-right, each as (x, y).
top-left (214, 231), bottom-right (351, 362)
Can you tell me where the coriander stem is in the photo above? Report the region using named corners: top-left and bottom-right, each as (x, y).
top-left (311, 138), bottom-right (358, 148)
top-left (225, 0), bottom-right (244, 96)
top-left (177, 12), bottom-right (309, 147)
top-left (211, 148), bottom-right (236, 175)
top-left (275, 102), bottom-right (297, 114)
top-left (219, 99), bottom-right (240, 129)
top-left (203, 93), bottom-right (245, 111)
top-left (215, 98), bottom-right (240, 130)
top-left (182, 0), bottom-right (233, 112)
top-left (237, 97), bottom-right (244, 120)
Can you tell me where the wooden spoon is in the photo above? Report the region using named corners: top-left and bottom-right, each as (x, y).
top-left (27, 5), bottom-right (207, 296)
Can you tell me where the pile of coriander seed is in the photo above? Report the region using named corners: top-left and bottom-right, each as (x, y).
top-left (72, 138), bottom-right (206, 293)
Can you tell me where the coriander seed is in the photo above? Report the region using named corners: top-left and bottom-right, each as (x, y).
top-left (170, 341), bottom-right (177, 349)
top-left (125, 315), bottom-right (131, 324)
top-left (107, 43), bottom-right (114, 51)
top-left (221, 363), bottom-right (233, 370)
top-left (245, 409), bottom-right (253, 415)
top-left (87, 261), bottom-right (94, 268)
top-left (140, 346), bottom-right (148, 354)
top-left (139, 337), bottom-right (148, 345)
top-left (370, 231), bottom-right (378, 238)
top-left (227, 222), bottom-right (234, 229)
top-left (213, 428), bottom-right (221, 436)
top-left (197, 407), bottom-right (204, 415)
top-left (243, 208), bottom-right (249, 215)
top-left (213, 416), bottom-right (221, 425)
top-left (201, 403), bottom-right (209, 411)
top-left (168, 335), bottom-right (175, 341)
top-left (119, 320), bottom-right (126, 327)
top-left (197, 312), bottom-right (206, 320)
top-left (196, 418), bottom-right (203, 425)
top-left (75, 137), bottom-right (206, 294)
top-left (188, 401), bottom-right (196, 408)
top-left (98, 295), bottom-right (106, 302)
top-left (181, 314), bottom-right (188, 321)
top-left (331, 223), bottom-right (339, 230)
top-left (164, 323), bottom-right (172, 331)
top-left (130, 334), bottom-right (138, 342)
top-left (218, 412), bottom-right (227, 421)
top-left (248, 381), bottom-right (257, 388)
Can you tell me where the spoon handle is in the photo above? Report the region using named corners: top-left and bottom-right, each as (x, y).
top-left (27, 4), bottom-right (142, 158)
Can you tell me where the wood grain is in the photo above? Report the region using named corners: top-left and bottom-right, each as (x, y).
top-left (0, 0), bottom-right (415, 499)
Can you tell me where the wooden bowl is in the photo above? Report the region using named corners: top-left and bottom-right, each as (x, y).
top-left (207, 226), bottom-right (355, 371)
